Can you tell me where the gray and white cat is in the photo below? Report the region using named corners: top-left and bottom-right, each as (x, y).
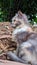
top-left (7, 11), bottom-right (37, 65)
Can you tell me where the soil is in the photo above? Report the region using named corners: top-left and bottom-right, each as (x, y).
top-left (0, 22), bottom-right (17, 60)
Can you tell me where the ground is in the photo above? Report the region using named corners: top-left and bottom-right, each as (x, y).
top-left (0, 22), bottom-right (16, 60)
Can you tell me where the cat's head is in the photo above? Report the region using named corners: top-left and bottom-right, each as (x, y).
top-left (11, 11), bottom-right (29, 28)
top-left (12, 11), bottom-right (33, 42)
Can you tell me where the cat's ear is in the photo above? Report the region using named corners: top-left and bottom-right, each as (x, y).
top-left (18, 11), bottom-right (23, 18)
top-left (18, 11), bottom-right (29, 24)
top-left (18, 11), bottom-right (23, 16)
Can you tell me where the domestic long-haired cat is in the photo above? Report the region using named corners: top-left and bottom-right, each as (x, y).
top-left (7, 11), bottom-right (37, 65)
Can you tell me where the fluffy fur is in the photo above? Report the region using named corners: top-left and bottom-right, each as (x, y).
top-left (7, 11), bottom-right (37, 65)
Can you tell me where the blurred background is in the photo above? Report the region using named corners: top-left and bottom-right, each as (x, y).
top-left (0, 0), bottom-right (37, 24)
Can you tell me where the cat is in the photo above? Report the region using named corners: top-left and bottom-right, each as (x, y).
top-left (7, 11), bottom-right (37, 65)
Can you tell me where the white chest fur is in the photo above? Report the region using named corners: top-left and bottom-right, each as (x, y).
top-left (13, 25), bottom-right (31, 35)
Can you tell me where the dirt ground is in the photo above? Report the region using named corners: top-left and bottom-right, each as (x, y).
top-left (0, 22), bottom-right (17, 60)
top-left (0, 59), bottom-right (28, 65)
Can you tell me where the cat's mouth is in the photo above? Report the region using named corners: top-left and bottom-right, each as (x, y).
top-left (12, 22), bottom-right (21, 28)
top-left (12, 24), bottom-right (16, 28)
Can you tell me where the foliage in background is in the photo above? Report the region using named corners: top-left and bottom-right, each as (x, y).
top-left (0, 0), bottom-right (37, 24)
